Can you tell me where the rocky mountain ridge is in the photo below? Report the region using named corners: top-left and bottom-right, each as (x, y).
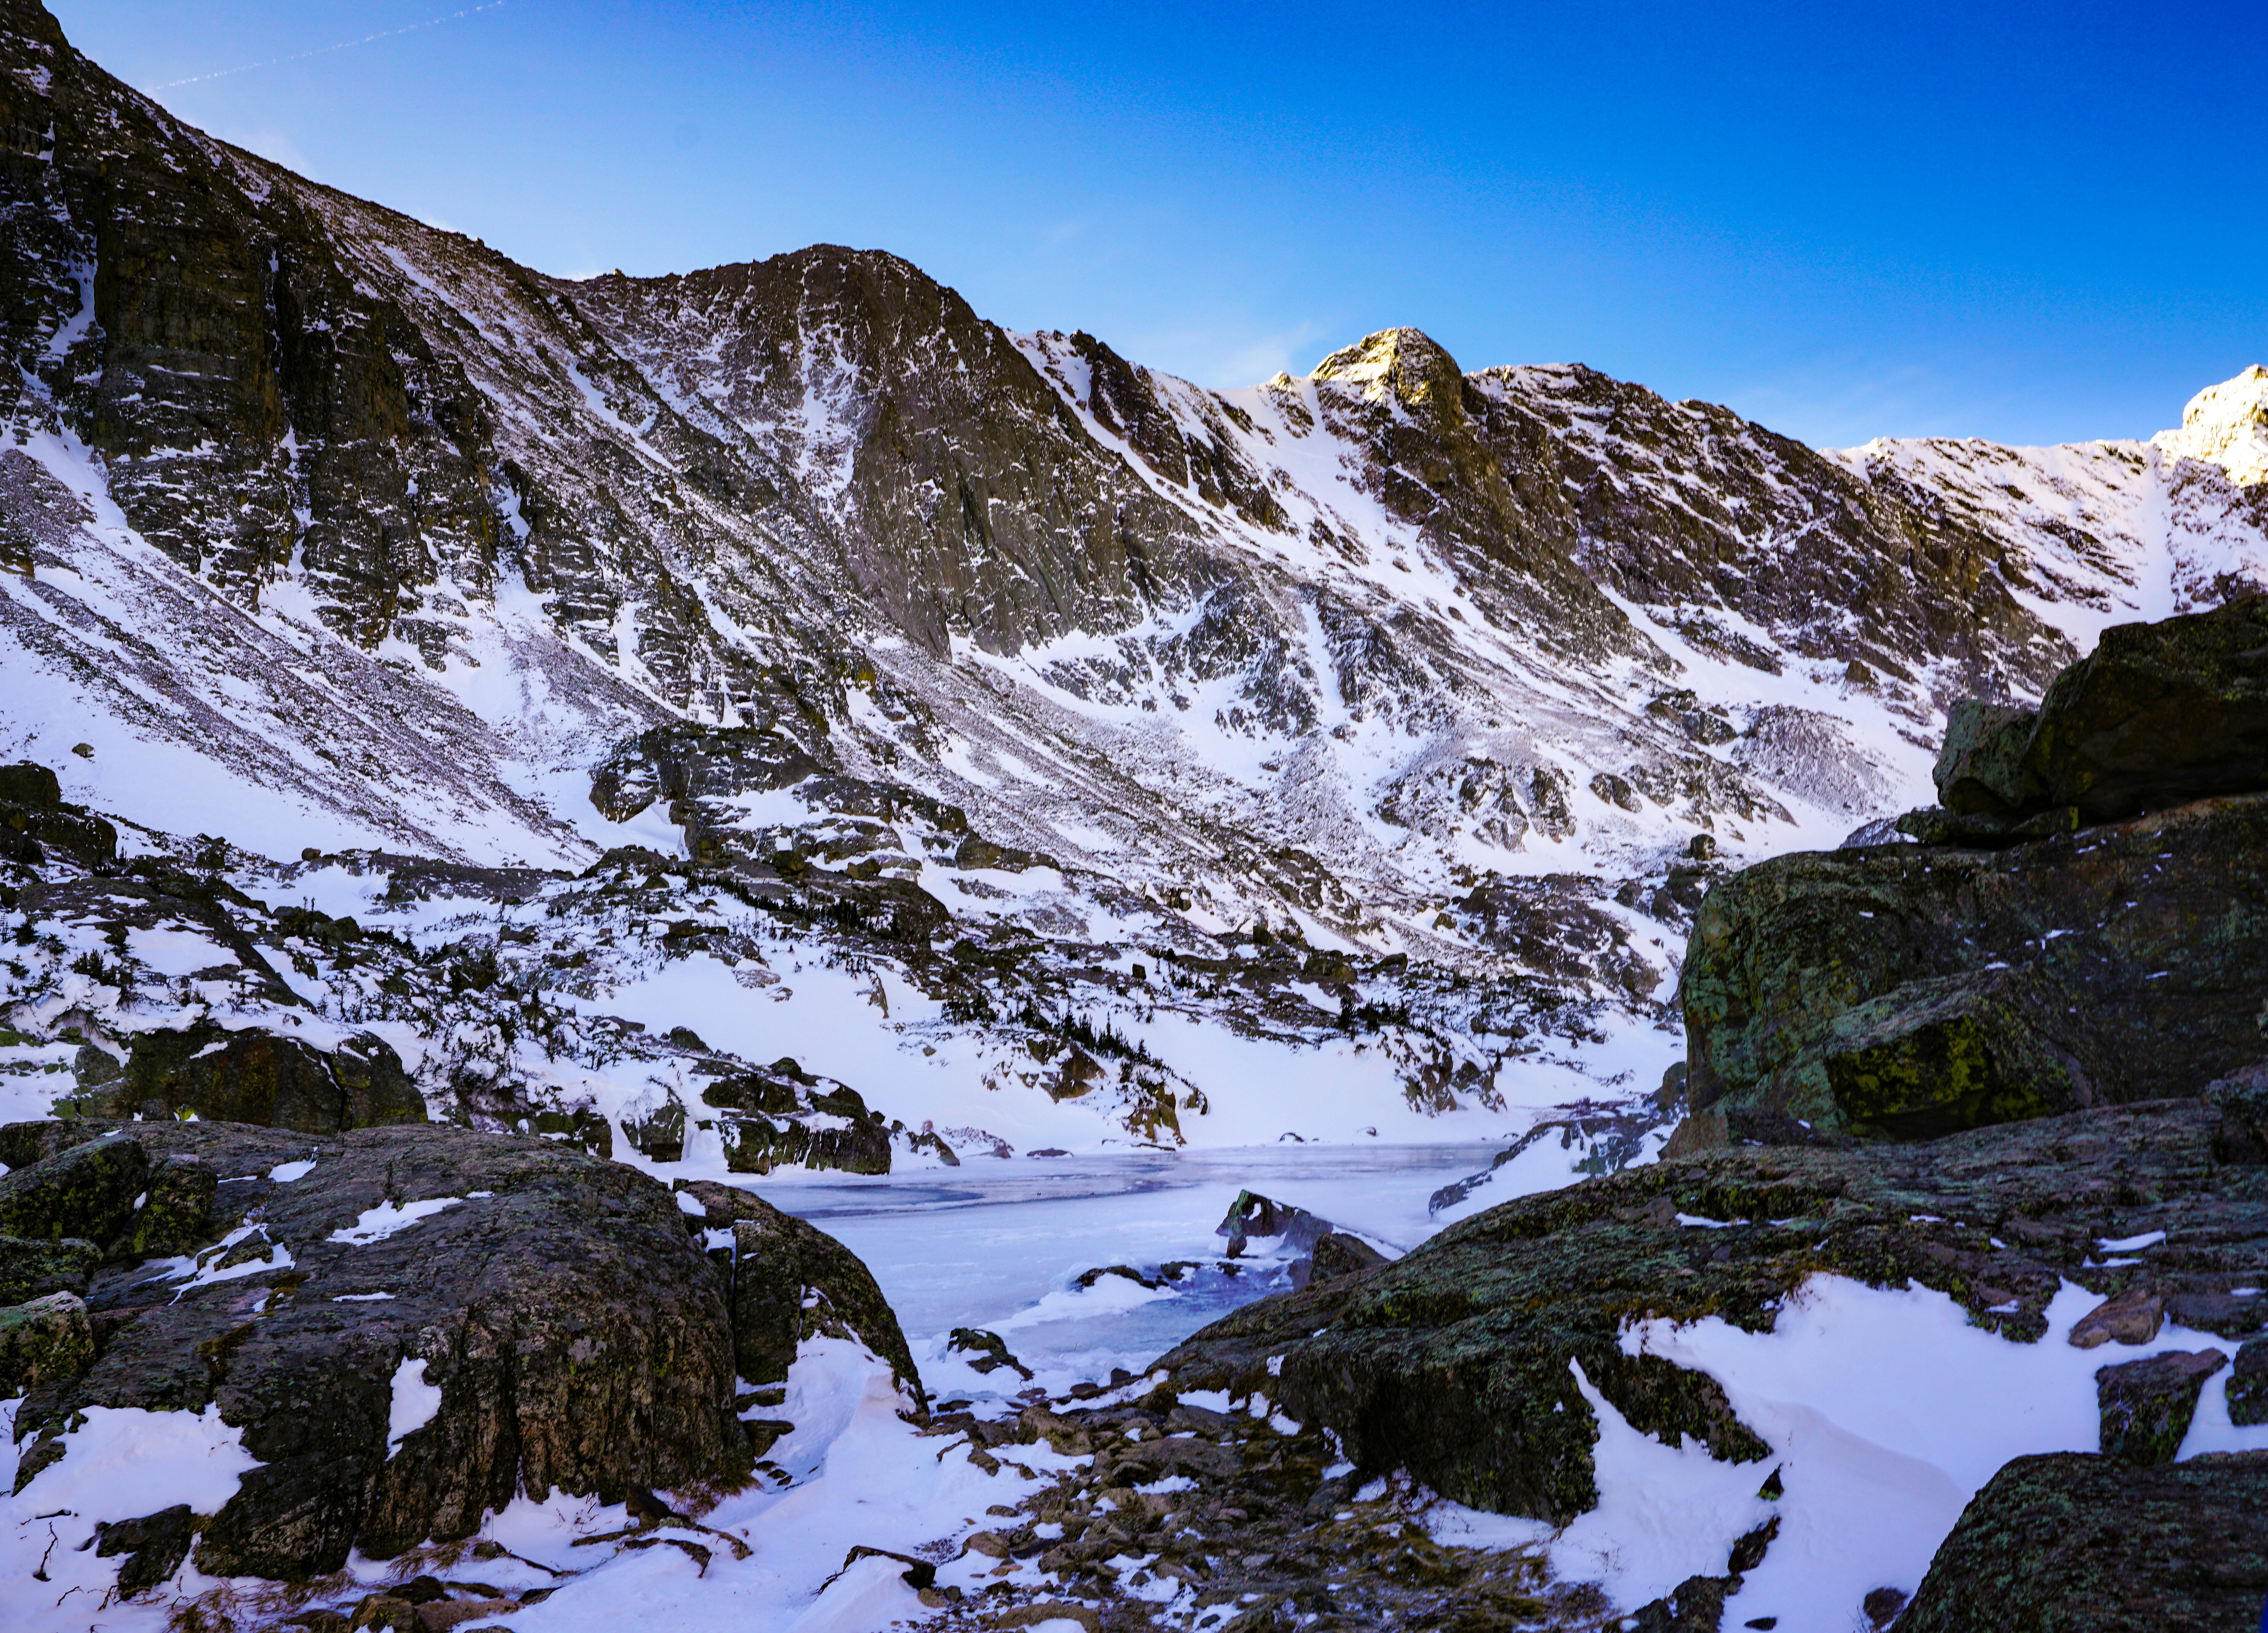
top-left (3, 0), bottom-right (2267, 1151)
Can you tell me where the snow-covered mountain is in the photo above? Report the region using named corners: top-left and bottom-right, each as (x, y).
top-left (3, 0), bottom-right (2265, 1155)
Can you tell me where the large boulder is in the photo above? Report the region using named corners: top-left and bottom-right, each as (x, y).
top-left (0, 760), bottom-right (116, 866)
top-left (94, 1023), bottom-right (426, 1132)
top-left (1935, 595), bottom-right (2268, 823)
top-left (1680, 792), bottom-right (2268, 1137)
top-left (10, 1120), bottom-right (752, 1581)
top-left (1154, 1098), bottom-right (2265, 1527)
top-left (1899, 1451), bottom-right (2268, 1632)
top-left (1686, 600), bottom-right (2268, 1141)
top-left (675, 1179), bottom-right (924, 1411)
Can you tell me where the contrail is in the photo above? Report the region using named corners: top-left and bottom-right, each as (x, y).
top-left (146, 2), bottom-right (508, 92)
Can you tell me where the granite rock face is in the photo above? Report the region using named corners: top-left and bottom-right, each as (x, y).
top-left (677, 1178), bottom-right (925, 1410)
top-left (1935, 595), bottom-right (2268, 824)
top-left (1899, 1451), bottom-right (2268, 1633)
top-left (7, 1120), bottom-right (761, 1580)
top-left (1684, 603), bottom-right (2268, 1141)
top-left (1155, 1098), bottom-right (2265, 1526)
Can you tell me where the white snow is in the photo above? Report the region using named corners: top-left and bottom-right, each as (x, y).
top-left (328, 1196), bottom-right (465, 1244)
top-left (386, 1358), bottom-right (444, 1458)
top-left (3, 1403), bottom-right (261, 1518)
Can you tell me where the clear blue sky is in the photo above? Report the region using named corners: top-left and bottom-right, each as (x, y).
top-left (48, 0), bottom-right (2268, 448)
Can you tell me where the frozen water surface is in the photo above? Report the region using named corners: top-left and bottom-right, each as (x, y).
top-left (750, 1141), bottom-right (1508, 1400)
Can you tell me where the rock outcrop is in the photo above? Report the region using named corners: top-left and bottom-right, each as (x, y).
top-left (1155, 1096), bottom-right (2264, 1526)
top-left (1899, 1451), bottom-right (2268, 1632)
top-left (1683, 602), bottom-right (2268, 1140)
top-left (0, 1119), bottom-right (908, 1593)
top-left (1933, 594), bottom-right (2268, 825)
top-left (676, 1178), bottom-right (925, 1411)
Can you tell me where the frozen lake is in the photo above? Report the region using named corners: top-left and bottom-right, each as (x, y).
top-left (752, 1141), bottom-right (1509, 1404)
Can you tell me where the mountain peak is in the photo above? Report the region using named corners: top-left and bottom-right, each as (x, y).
top-left (2159, 363), bottom-right (2268, 486)
top-left (1310, 327), bottom-right (1468, 427)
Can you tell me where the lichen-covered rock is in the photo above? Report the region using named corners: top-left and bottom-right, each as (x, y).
top-left (9, 1120), bottom-right (749, 1580)
top-left (1308, 1232), bottom-right (1388, 1284)
top-left (1681, 792), bottom-right (2268, 1136)
top-left (0, 1290), bottom-right (93, 1392)
top-left (1937, 595), bottom-right (2268, 824)
top-left (0, 1131), bottom-right (148, 1245)
top-left (1156, 1099), bottom-right (2265, 1526)
top-left (99, 1024), bottom-right (425, 1133)
top-left (676, 1179), bottom-right (924, 1412)
top-left (1900, 1451), bottom-right (2268, 1632)
top-left (0, 1233), bottom-right (99, 1302)
top-left (2095, 1349), bottom-right (2226, 1463)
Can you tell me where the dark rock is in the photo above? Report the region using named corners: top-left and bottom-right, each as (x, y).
top-left (1625, 1574), bottom-right (1734, 1632)
top-left (104, 1024), bottom-right (425, 1133)
top-left (1859, 1586), bottom-right (1908, 1629)
top-left (676, 1179), bottom-right (924, 1411)
top-left (1683, 791), bottom-right (2268, 1136)
top-left (1938, 595), bottom-right (2268, 825)
top-left (8, 1121), bottom-right (748, 1580)
top-left (621, 1096), bottom-right (687, 1163)
top-left (2208, 1062), bottom-right (2268, 1163)
top-left (0, 1290), bottom-right (93, 1392)
top-left (1157, 1099), bottom-right (2265, 1527)
top-left (2231, 1336), bottom-right (2268, 1426)
top-left (2163, 1288), bottom-right (2267, 1338)
top-left (132, 1153), bottom-right (219, 1258)
top-left (0, 1233), bottom-right (100, 1301)
top-left (947, 1327), bottom-right (1033, 1380)
top-left (1218, 1190), bottom-right (1330, 1259)
top-left (0, 1131), bottom-right (148, 1244)
top-left (0, 1118), bottom-right (87, 1170)
top-left (0, 790), bottom-right (117, 866)
top-left (1900, 1451), bottom-right (2268, 1632)
top-left (717, 1108), bottom-right (890, 1176)
top-left (2096, 1349), bottom-right (2227, 1464)
top-left (96, 1502), bottom-right (194, 1598)
top-left (1307, 1232), bottom-right (1388, 1284)
top-left (1933, 700), bottom-right (2041, 816)
top-left (0, 760), bottom-right (60, 807)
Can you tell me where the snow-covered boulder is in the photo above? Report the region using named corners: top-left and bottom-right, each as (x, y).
top-left (10, 1120), bottom-right (755, 1583)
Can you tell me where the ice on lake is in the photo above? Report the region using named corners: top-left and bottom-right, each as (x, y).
top-left (750, 1141), bottom-right (1513, 1405)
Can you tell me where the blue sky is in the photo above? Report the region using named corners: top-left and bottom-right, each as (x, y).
top-left (50, 0), bottom-right (2268, 448)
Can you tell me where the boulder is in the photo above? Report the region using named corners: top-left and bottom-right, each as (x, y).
top-left (11, 1120), bottom-right (751, 1581)
top-left (1217, 1189), bottom-right (1330, 1258)
top-left (946, 1326), bottom-right (1033, 1380)
top-left (0, 1290), bottom-right (93, 1393)
top-left (1155, 1099), bottom-right (2261, 1527)
top-left (1933, 595), bottom-right (2268, 824)
top-left (0, 760), bottom-right (60, 806)
top-left (2095, 1349), bottom-right (2226, 1463)
top-left (1899, 1451), bottom-right (2268, 1632)
top-left (0, 1131), bottom-right (148, 1246)
top-left (2067, 1287), bottom-right (2164, 1350)
top-left (87, 1024), bottom-right (427, 1133)
top-left (0, 763), bottom-right (117, 865)
top-left (1688, 603), bottom-right (2268, 1140)
top-left (95, 1503), bottom-right (195, 1599)
top-left (0, 1233), bottom-right (99, 1301)
top-left (1681, 791), bottom-right (2268, 1137)
top-left (676, 1179), bottom-right (924, 1412)
top-left (1307, 1232), bottom-right (1388, 1284)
